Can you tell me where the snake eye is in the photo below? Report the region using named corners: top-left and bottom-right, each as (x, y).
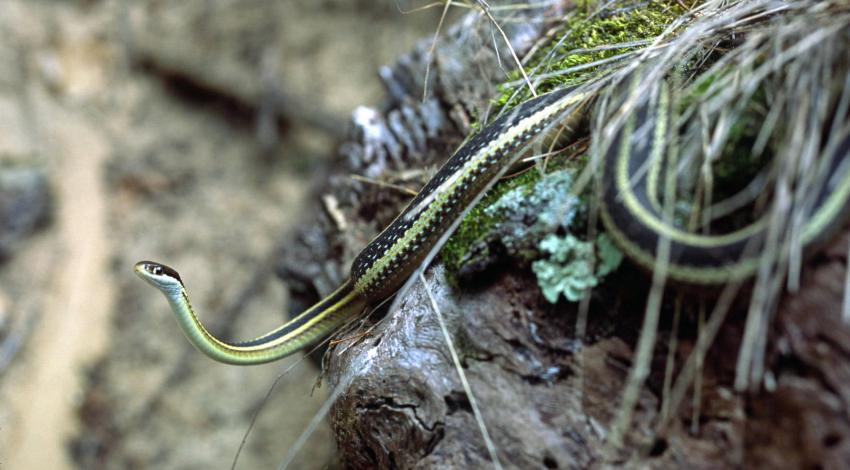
top-left (135, 261), bottom-right (183, 285)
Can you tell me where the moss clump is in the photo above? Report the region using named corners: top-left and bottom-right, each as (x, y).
top-left (710, 92), bottom-right (772, 202)
top-left (679, 70), bottom-right (770, 197)
top-left (440, 164), bottom-right (548, 275)
top-left (495, 0), bottom-right (688, 106)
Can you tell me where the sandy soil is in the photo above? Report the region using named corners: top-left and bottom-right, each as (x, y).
top-left (5, 95), bottom-right (113, 469)
top-left (0, 1), bottom-right (442, 468)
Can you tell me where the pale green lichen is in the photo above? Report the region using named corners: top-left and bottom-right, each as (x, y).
top-left (532, 233), bottom-right (623, 303)
top-left (596, 233), bottom-right (625, 277)
top-left (483, 169), bottom-right (579, 259)
top-left (441, 165), bottom-right (624, 300)
top-left (440, 164), bottom-right (547, 274)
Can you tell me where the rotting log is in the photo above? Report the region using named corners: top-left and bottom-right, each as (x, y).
top-left (326, 265), bottom-right (652, 468)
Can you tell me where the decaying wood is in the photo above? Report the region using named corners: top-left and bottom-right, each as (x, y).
top-left (327, 266), bottom-right (656, 468)
top-left (319, 228), bottom-right (850, 467)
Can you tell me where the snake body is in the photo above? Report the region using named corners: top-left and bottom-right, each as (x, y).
top-left (135, 88), bottom-right (589, 365)
top-left (135, 82), bottom-right (850, 365)
top-left (600, 84), bottom-right (850, 284)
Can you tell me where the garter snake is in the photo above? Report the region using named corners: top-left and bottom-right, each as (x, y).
top-left (135, 87), bottom-right (590, 365)
top-left (135, 80), bottom-right (850, 365)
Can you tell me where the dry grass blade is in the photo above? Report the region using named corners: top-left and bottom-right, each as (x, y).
top-left (421, 0), bottom-right (453, 101)
top-left (231, 339), bottom-right (329, 470)
top-left (474, 0), bottom-right (537, 96)
top-left (659, 296), bottom-right (683, 425)
top-left (276, 378), bottom-right (350, 470)
top-left (845, 235), bottom-right (850, 323)
top-left (350, 174), bottom-right (419, 197)
top-left (655, 281), bottom-right (743, 434)
top-left (690, 302), bottom-right (706, 434)
top-left (232, 308), bottom-right (377, 470)
top-left (606, 80), bottom-right (676, 452)
top-left (581, 0), bottom-right (850, 441)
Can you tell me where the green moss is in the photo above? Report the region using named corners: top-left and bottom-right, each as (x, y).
top-left (495, 0), bottom-right (687, 107)
top-left (714, 93), bottom-right (771, 198)
top-left (440, 163), bottom-right (546, 275)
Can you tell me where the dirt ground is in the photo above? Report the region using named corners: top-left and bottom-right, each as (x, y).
top-left (0, 1), bottom-right (443, 468)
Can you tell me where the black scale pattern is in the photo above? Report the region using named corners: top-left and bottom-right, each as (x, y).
top-left (350, 88), bottom-right (574, 299)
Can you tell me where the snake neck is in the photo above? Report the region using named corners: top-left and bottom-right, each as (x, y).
top-left (164, 280), bottom-right (367, 365)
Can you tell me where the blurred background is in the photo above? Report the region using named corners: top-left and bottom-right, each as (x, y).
top-left (0, 1), bottom-right (447, 468)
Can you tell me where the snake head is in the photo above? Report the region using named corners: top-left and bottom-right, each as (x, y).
top-left (134, 261), bottom-right (184, 291)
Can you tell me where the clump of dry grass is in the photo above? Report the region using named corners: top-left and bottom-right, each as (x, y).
top-left (581, 0), bottom-right (850, 451)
